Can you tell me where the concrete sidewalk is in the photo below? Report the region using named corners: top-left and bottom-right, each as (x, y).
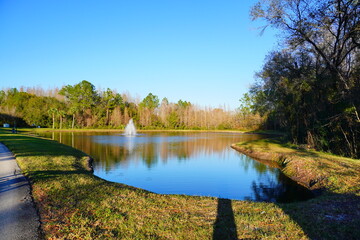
top-left (0, 143), bottom-right (40, 240)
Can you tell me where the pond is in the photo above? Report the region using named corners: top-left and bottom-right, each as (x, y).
top-left (39, 131), bottom-right (313, 202)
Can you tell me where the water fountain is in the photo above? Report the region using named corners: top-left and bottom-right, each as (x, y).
top-left (124, 118), bottom-right (137, 136)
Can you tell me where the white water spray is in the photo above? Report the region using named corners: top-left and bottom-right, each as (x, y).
top-left (124, 118), bottom-right (137, 136)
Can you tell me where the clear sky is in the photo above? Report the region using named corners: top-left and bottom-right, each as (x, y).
top-left (0, 0), bottom-right (278, 110)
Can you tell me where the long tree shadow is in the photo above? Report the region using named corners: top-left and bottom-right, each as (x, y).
top-left (0, 174), bottom-right (29, 193)
top-left (278, 193), bottom-right (360, 240)
top-left (213, 198), bottom-right (238, 240)
top-left (249, 173), bottom-right (360, 239)
top-left (251, 179), bottom-right (360, 239)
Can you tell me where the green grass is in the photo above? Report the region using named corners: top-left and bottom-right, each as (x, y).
top-left (233, 139), bottom-right (360, 194)
top-left (1, 129), bottom-right (359, 239)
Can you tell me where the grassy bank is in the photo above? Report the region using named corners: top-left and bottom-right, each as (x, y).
top-left (232, 139), bottom-right (360, 194)
top-left (0, 130), bottom-right (359, 239)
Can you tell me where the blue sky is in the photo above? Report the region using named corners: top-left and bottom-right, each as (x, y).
top-left (0, 0), bottom-right (278, 109)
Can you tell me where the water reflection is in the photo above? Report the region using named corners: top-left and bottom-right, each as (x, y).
top-left (38, 131), bottom-right (313, 202)
top-left (250, 172), bottom-right (314, 203)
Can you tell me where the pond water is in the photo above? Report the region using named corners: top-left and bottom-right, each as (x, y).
top-left (39, 131), bottom-right (313, 202)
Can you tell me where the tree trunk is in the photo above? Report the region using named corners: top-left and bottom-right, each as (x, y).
top-left (72, 114), bottom-right (75, 129)
top-left (106, 108), bottom-right (109, 126)
top-left (52, 113), bottom-right (55, 129)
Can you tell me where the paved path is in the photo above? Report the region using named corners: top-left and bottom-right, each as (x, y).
top-left (0, 143), bottom-right (40, 240)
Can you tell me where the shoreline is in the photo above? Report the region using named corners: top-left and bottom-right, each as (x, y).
top-left (231, 139), bottom-right (360, 194)
top-left (20, 127), bottom-right (248, 133)
top-left (1, 130), bottom-right (359, 239)
top-left (231, 144), bottom-right (324, 194)
top-left (8, 126), bottom-right (277, 134)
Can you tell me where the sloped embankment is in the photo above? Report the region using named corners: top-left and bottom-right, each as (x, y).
top-left (231, 139), bottom-right (360, 194)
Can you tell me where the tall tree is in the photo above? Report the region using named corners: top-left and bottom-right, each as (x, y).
top-left (139, 93), bottom-right (159, 127)
top-left (48, 108), bottom-right (58, 129)
top-left (101, 88), bottom-right (123, 125)
top-left (0, 90), bottom-right (5, 105)
top-left (139, 93), bottom-right (160, 110)
top-left (159, 98), bottom-right (171, 127)
top-left (251, 0), bottom-right (360, 157)
top-left (176, 100), bottom-right (192, 128)
top-left (59, 80), bottom-right (99, 128)
top-left (58, 110), bottom-right (66, 129)
top-left (251, 0), bottom-right (360, 105)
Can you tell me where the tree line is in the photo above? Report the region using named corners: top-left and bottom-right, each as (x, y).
top-left (246, 0), bottom-right (359, 158)
top-left (0, 80), bottom-right (262, 131)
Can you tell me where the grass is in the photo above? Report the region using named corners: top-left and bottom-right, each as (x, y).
top-left (1, 129), bottom-right (359, 239)
top-left (233, 139), bottom-right (360, 194)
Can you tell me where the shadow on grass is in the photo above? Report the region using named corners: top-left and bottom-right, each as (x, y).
top-left (211, 193), bottom-right (360, 240)
top-left (247, 165), bottom-right (360, 239)
top-left (0, 133), bottom-right (86, 158)
top-left (278, 193), bottom-right (360, 240)
top-left (213, 198), bottom-right (238, 240)
top-left (28, 170), bottom-right (92, 181)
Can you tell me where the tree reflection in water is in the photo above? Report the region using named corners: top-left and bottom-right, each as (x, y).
top-left (248, 172), bottom-right (314, 203)
top-left (39, 131), bottom-right (313, 202)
